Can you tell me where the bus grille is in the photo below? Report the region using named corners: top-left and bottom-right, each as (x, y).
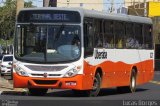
top-left (33, 80), bottom-right (58, 85)
top-left (31, 74), bottom-right (61, 77)
top-left (25, 65), bottom-right (68, 72)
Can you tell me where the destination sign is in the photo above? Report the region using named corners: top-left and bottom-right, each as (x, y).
top-left (17, 10), bottom-right (81, 23)
top-left (30, 14), bottom-right (69, 21)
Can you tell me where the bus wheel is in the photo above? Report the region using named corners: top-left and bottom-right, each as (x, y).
top-left (73, 73), bottom-right (101, 97)
top-left (129, 69), bottom-right (137, 93)
top-left (28, 88), bottom-right (48, 96)
top-left (89, 73), bottom-right (101, 96)
top-left (117, 69), bottom-right (137, 93)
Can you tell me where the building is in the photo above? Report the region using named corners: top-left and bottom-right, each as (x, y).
top-left (49, 0), bottom-right (104, 11)
top-left (124, 0), bottom-right (160, 7)
top-left (127, 1), bottom-right (160, 17)
top-left (117, 7), bottom-right (128, 14)
top-left (148, 2), bottom-right (160, 17)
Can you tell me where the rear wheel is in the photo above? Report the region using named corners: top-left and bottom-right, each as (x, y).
top-left (129, 69), bottom-right (137, 92)
top-left (117, 69), bottom-right (137, 93)
top-left (28, 88), bottom-right (48, 96)
top-left (73, 73), bottom-right (101, 97)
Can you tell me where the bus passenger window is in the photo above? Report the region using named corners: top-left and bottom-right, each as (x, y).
top-left (144, 25), bottom-right (153, 49)
top-left (94, 20), bottom-right (103, 48)
top-left (126, 23), bottom-right (134, 49)
top-left (134, 24), bottom-right (143, 49)
top-left (95, 34), bottom-right (103, 47)
top-left (115, 22), bottom-right (125, 49)
top-left (84, 19), bottom-right (94, 57)
top-left (103, 20), bottom-right (114, 48)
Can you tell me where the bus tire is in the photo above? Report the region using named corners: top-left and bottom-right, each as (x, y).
top-left (89, 72), bottom-right (101, 97)
top-left (73, 73), bottom-right (101, 97)
top-left (129, 69), bottom-right (137, 93)
top-left (28, 88), bottom-right (48, 96)
top-left (117, 69), bottom-right (137, 93)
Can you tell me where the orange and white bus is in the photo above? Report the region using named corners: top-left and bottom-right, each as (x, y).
top-left (13, 7), bottom-right (154, 97)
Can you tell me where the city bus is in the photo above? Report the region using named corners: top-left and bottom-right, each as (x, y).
top-left (13, 7), bottom-right (154, 97)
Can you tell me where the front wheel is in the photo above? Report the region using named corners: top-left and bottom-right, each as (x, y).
top-left (89, 73), bottom-right (101, 97)
top-left (28, 88), bottom-right (48, 96)
top-left (73, 73), bottom-right (101, 97)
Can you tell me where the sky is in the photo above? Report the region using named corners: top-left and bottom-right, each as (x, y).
top-left (25, 0), bottom-right (43, 7)
top-left (104, 0), bottom-right (125, 12)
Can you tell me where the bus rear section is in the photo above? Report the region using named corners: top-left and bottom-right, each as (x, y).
top-left (82, 12), bottom-right (154, 95)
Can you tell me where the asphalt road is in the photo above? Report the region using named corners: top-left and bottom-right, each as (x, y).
top-left (0, 71), bottom-right (160, 106)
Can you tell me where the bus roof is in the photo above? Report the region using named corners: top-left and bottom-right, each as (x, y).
top-left (19, 7), bottom-right (152, 25)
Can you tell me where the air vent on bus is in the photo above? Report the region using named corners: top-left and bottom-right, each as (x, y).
top-left (31, 74), bottom-right (61, 77)
top-left (25, 65), bottom-right (68, 72)
top-left (33, 80), bottom-right (58, 85)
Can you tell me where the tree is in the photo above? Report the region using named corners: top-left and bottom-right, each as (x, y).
top-left (43, 0), bottom-right (57, 7)
top-left (0, 0), bottom-right (16, 39)
top-left (0, 0), bottom-right (33, 40)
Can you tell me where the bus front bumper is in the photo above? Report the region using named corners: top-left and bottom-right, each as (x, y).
top-left (13, 72), bottom-right (85, 90)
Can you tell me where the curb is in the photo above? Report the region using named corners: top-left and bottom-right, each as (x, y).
top-left (150, 81), bottom-right (160, 85)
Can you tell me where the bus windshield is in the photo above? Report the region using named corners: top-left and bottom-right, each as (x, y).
top-left (15, 24), bottom-right (81, 63)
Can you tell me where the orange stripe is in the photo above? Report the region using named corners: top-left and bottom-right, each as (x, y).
top-left (84, 59), bottom-right (154, 88)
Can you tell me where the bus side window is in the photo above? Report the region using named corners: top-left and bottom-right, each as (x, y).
top-left (115, 22), bottom-right (125, 49)
top-left (126, 23), bottom-right (135, 49)
top-left (84, 19), bottom-right (94, 57)
top-left (94, 20), bottom-right (103, 48)
top-left (103, 20), bottom-right (114, 48)
top-left (144, 25), bottom-right (153, 49)
top-left (134, 24), bottom-right (143, 49)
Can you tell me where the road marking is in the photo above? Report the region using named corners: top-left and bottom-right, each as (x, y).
top-left (150, 81), bottom-right (160, 85)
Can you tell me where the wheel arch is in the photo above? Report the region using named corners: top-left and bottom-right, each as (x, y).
top-left (95, 67), bottom-right (103, 78)
top-left (132, 66), bottom-right (138, 76)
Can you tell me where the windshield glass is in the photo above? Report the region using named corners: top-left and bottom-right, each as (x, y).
top-left (15, 25), bottom-right (81, 63)
top-left (3, 56), bottom-right (13, 61)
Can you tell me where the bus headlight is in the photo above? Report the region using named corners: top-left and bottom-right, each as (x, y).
top-left (64, 68), bottom-right (79, 77)
top-left (14, 65), bottom-right (29, 77)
